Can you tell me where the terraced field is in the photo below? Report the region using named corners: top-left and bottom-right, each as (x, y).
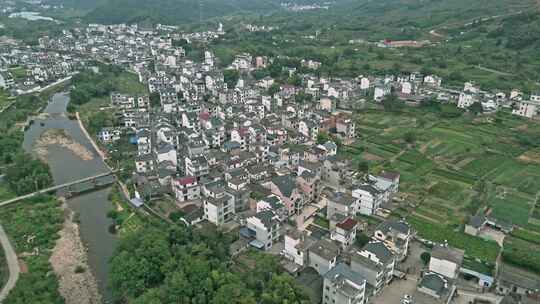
top-left (346, 106), bottom-right (540, 268)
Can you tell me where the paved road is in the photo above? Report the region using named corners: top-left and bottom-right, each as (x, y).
top-left (0, 224), bottom-right (20, 302)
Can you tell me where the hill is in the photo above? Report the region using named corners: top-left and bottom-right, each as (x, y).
top-left (84, 0), bottom-right (282, 25)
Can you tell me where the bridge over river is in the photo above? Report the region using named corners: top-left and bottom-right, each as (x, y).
top-left (0, 171), bottom-right (117, 208)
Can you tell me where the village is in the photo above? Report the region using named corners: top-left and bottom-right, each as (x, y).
top-left (0, 22), bottom-right (539, 304)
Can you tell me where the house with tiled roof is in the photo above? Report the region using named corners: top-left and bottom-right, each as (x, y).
top-left (323, 263), bottom-right (367, 304)
top-left (172, 176), bottom-right (200, 202)
top-left (373, 219), bottom-right (412, 261)
top-left (351, 241), bottom-right (395, 295)
top-left (266, 174), bottom-right (304, 217)
top-left (330, 215), bottom-right (358, 249)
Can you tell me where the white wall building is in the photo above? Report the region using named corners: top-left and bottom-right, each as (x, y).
top-left (352, 185), bottom-right (383, 216)
top-left (512, 100), bottom-right (539, 118)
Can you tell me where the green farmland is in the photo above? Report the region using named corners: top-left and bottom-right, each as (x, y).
top-left (346, 105), bottom-right (540, 267)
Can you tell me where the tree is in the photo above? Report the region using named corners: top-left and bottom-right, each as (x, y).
top-left (287, 75), bottom-right (302, 86)
top-left (168, 210), bottom-right (185, 223)
top-left (448, 71), bottom-right (465, 83)
top-left (382, 95), bottom-right (402, 112)
top-left (5, 153), bottom-right (53, 195)
top-left (110, 228), bottom-right (172, 299)
top-left (469, 102), bottom-right (483, 115)
top-left (267, 83), bottom-right (280, 96)
top-left (421, 252), bottom-right (431, 265)
top-left (404, 131), bottom-right (417, 144)
top-left (149, 92), bottom-right (160, 108)
top-left (357, 161), bottom-right (369, 173)
top-left (356, 233), bottom-right (371, 248)
top-left (317, 131), bottom-right (331, 144)
top-left (109, 223), bottom-right (309, 303)
top-left (223, 69), bottom-right (240, 88)
top-left (260, 274), bottom-right (310, 304)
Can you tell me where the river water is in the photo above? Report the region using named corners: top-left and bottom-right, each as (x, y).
top-left (23, 92), bottom-right (117, 302)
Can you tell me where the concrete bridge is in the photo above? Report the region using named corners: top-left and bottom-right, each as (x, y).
top-left (0, 171), bottom-right (117, 208)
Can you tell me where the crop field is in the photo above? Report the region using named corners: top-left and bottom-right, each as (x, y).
top-left (502, 236), bottom-right (540, 273)
top-left (488, 190), bottom-right (534, 226)
top-left (351, 106), bottom-right (540, 266)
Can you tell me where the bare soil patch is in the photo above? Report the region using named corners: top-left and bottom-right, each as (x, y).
top-left (362, 152), bottom-right (384, 161)
top-left (518, 150), bottom-right (540, 164)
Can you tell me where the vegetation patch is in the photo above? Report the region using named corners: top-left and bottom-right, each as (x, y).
top-left (489, 191), bottom-right (533, 227)
top-left (408, 215), bottom-right (500, 263)
top-left (502, 236), bottom-right (540, 274)
top-left (110, 223), bottom-right (310, 303)
top-left (0, 195), bottom-right (64, 303)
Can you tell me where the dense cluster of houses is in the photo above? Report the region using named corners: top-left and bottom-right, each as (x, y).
top-left (456, 81), bottom-right (540, 118)
top-left (0, 42), bottom-right (80, 94)
top-left (5, 21), bottom-right (537, 304)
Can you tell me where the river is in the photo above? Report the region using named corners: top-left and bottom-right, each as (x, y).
top-left (22, 92), bottom-right (117, 302)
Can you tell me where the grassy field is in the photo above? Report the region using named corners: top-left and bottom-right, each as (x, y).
top-left (0, 90), bottom-right (13, 111)
top-left (348, 105), bottom-right (540, 265)
top-left (408, 215), bottom-right (500, 263)
top-left (0, 182), bottom-right (16, 201)
top-left (108, 185), bottom-right (144, 236)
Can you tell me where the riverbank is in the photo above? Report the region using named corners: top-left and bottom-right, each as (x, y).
top-left (50, 203), bottom-right (102, 304)
top-left (75, 111), bottom-right (110, 164)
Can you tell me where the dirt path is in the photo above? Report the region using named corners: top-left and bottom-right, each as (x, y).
top-left (429, 30), bottom-right (444, 38)
top-left (49, 205), bottom-right (101, 304)
top-left (476, 65), bottom-right (515, 77)
top-left (0, 224), bottom-right (20, 302)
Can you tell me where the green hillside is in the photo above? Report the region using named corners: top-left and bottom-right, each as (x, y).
top-left (84, 0), bottom-right (282, 25)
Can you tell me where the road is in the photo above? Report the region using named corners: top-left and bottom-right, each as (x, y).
top-left (0, 224), bottom-right (20, 302)
top-left (0, 171), bottom-right (116, 207)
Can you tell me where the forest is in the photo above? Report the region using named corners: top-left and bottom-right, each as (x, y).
top-left (110, 223), bottom-right (310, 304)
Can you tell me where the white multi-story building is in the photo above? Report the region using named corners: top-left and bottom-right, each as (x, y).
top-left (284, 230), bottom-right (316, 268)
top-left (135, 154), bottom-right (155, 174)
top-left (204, 194), bottom-right (234, 226)
top-left (531, 92), bottom-right (540, 102)
top-left (373, 219), bottom-right (412, 262)
top-left (172, 176), bottom-right (200, 202)
top-left (97, 127), bottom-right (121, 143)
top-left (351, 241), bottom-right (395, 295)
top-left (512, 100), bottom-right (539, 118)
top-left (323, 263), bottom-right (367, 304)
top-left (156, 144), bottom-right (177, 167)
top-left (245, 210), bottom-right (281, 250)
top-left (137, 129), bottom-right (152, 156)
top-left (330, 217), bottom-right (358, 249)
top-left (352, 185), bottom-right (383, 216)
top-left (457, 92), bottom-right (477, 109)
top-left (185, 155), bottom-right (209, 180)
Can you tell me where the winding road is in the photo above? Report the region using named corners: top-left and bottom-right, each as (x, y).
top-left (0, 224), bottom-right (20, 302)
